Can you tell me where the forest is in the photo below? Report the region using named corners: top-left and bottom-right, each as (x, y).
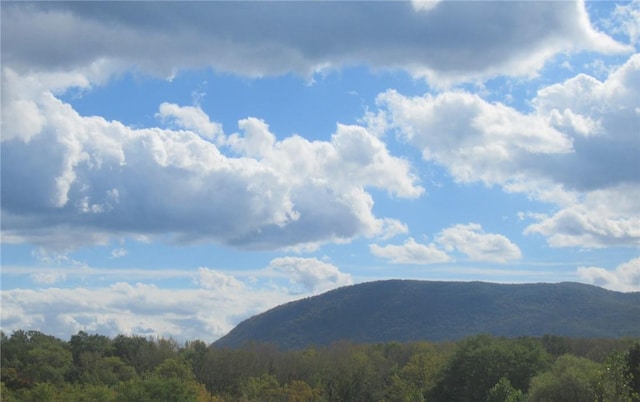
top-left (1, 330), bottom-right (639, 401)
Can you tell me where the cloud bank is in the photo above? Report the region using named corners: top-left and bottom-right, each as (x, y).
top-left (1, 257), bottom-right (353, 342)
top-left (1, 1), bottom-right (629, 83)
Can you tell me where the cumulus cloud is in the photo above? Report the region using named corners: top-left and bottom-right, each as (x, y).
top-left (370, 238), bottom-right (451, 265)
top-left (531, 54), bottom-right (640, 192)
top-left (268, 257), bottom-right (353, 293)
top-left (435, 223), bottom-right (522, 263)
top-left (0, 1), bottom-right (629, 84)
top-left (377, 54), bottom-right (640, 249)
top-left (377, 90), bottom-right (574, 187)
top-left (577, 257), bottom-right (640, 292)
top-left (371, 224), bottom-right (521, 264)
top-left (156, 103), bottom-right (224, 144)
top-left (524, 184), bottom-right (640, 248)
top-left (0, 67), bottom-right (422, 251)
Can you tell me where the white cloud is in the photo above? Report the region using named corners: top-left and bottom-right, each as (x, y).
top-left (156, 103), bottom-right (224, 144)
top-left (531, 54), bottom-right (640, 192)
top-left (31, 248), bottom-right (85, 267)
top-left (110, 248), bottom-right (128, 258)
top-left (30, 271), bottom-right (67, 285)
top-left (1, 99), bottom-right (45, 143)
top-left (377, 219), bottom-right (410, 240)
top-left (377, 89), bottom-right (574, 187)
top-left (0, 67), bottom-right (422, 251)
top-left (377, 54), bottom-right (640, 249)
top-left (435, 223), bottom-right (522, 263)
top-left (0, 1), bottom-right (629, 85)
top-left (268, 257), bottom-right (353, 293)
top-left (606, 0), bottom-right (640, 45)
top-left (371, 224), bottom-right (521, 265)
top-left (226, 118), bottom-right (276, 159)
top-left (370, 238), bottom-right (451, 265)
top-left (577, 257), bottom-right (640, 292)
top-left (411, 0), bottom-right (441, 13)
top-left (196, 268), bottom-right (245, 292)
top-left (525, 184), bottom-right (640, 248)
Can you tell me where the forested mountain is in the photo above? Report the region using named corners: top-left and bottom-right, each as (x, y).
top-left (214, 280), bottom-right (640, 349)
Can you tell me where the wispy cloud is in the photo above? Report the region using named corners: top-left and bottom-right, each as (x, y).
top-left (110, 248), bottom-right (128, 259)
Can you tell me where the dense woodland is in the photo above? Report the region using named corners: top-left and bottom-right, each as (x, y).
top-left (1, 330), bottom-right (639, 401)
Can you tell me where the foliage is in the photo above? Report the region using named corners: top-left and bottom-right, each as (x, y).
top-left (628, 341), bottom-right (640, 395)
top-left (528, 354), bottom-right (602, 402)
top-left (597, 350), bottom-right (639, 401)
top-left (1, 329), bottom-right (638, 401)
top-left (428, 334), bottom-right (550, 401)
top-left (486, 377), bottom-right (526, 402)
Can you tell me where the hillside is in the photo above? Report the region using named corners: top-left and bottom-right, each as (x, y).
top-left (214, 280), bottom-right (640, 349)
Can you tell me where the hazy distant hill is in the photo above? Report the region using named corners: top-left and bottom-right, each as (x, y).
top-left (214, 280), bottom-right (640, 349)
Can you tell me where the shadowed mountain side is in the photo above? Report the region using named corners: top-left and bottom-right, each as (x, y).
top-left (214, 280), bottom-right (640, 350)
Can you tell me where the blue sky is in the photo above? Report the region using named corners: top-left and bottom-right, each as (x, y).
top-left (1, 1), bottom-right (639, 342)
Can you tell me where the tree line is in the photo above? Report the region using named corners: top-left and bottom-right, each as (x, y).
top-left (1, 330), bottom-right (639, 401)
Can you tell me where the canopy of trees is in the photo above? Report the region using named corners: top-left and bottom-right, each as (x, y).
top-left (1, 330), bottom-right (639, 401)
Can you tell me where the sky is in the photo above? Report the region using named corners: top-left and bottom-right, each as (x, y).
top-left (1, 0), bottom-right (639, 343)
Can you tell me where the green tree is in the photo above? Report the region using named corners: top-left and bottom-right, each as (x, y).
top-left (627, 342), bottom-right (640, 396)
top-left (282, 380), bottom-right (322, 402)
top-left (1, 330), bottom-right (71, 389)
top-left (240, 373), bottom-right (283, 401)
top-left (78, 355), bottom-right (137, 385)
top-left (23, 336), bottom-right (73, 385)
top-left (486, 377), bottom-right (525, 402)
top-left (57, 383), bottom-right (116, 402)
top-left (69, 331), bottom-right (116, 382)
top-left (116, 375), bottom-right (201, 402)
top-left (69, 331), bottom-right (113, 362)
top-left (385, 347), bottom-right (448, 402)
top-left (322, 342), bottom-right (379, 402)
top-left (182, 340), bottom-right (209, 374)
top-left (1, 381), bottom-right (18, 402)
top-left (597, 350), bottom-right (640, 402)
top-left (386, 374), bottom-right (426, 402)
top-left (429, 335), bottom-right (549, 402)
top-left (15, 382), bottom-right (59, 402)
top-left (112, 335), bottom-right (156, 374)
top-left (528, 354), bottom-right (601, 402)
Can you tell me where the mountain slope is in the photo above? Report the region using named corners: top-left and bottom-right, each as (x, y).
top-left (214, 280), bottom-right (640, 349)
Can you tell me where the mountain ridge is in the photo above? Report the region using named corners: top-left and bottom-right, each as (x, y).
top-left (214, 280), bottom-right (640, 349)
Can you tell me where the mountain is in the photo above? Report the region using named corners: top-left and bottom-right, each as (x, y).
top-left (214, 280), bottom-right (640, 349)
